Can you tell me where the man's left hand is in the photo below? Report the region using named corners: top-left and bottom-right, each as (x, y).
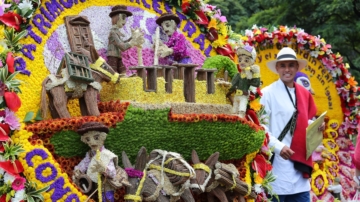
top-left (318, 122), bottom-right (325, 132)
top-left (90, 159), bottom-right (106, 173)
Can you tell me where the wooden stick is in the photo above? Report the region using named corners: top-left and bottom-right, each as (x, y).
top-left (214, 169), bottom-right (248, 189)
top-left (153, 27), bottom-right (160, 66)
top-left (214, 171), bottom-right (256, 199)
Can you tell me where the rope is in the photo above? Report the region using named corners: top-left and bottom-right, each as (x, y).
top-left (244, 181), bottom-right (252, 197)
top-left (230, 175), bottom-right (237, 190)
top-left (96, 150), bottom-right (102, 202)
top-left (193, 163), bottom-right (211, 173)
top-left (148, 164), bottom-right (191, 177)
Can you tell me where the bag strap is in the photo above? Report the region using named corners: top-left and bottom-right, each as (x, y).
top-left (278, 83), bottom-right (298, 141)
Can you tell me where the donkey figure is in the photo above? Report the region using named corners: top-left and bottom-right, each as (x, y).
top-left (189, 150), bottom-right (256, 202)
top-left (40, 45), bottom-right (120, 119)
top-left (122, 147), bottom-right (195, 202)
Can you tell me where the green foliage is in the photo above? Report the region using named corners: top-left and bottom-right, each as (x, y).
top-left (51, 130), bottom-right (88, 157)
top-left (51, 107), bottom-right (265, 162)
top-left (23, 110), bottom-right (43, 123)
top-left (24, 182), bottom-right (49, 202)
top-left (4, 28), bottom-right (28, 53)
top-left (0, 66), bottom-right (22, 93)
top-left (2, 142), bottom-right (24, 162)
top-left (202, 55), bottom-right (238, 79)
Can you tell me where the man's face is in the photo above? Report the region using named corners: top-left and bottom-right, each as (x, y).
top-left (238, 55), bottom-right (253, 69)
top-left (116, 14), bottom-right (127, 28)
top-left (275, 60), bottom-right (299, 86)
top-left (161, 20), bottom-right (176, 36)
top-left (82, 131), bottom-right (105, 151)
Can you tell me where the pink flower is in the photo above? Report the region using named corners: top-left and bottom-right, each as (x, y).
top-left (0, 0), bottom-right (11, 16)
top-left (11, 177), bottom-right (26, 191)
top-left (4, 108), bottom-right (20, 130)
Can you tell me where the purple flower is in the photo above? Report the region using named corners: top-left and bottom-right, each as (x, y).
top-left (0, 0), bottom-right (11, 16)
top-left (4, 108), bottom-right (20, 130)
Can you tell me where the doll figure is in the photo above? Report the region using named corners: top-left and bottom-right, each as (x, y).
top-left (73, 122), bottom-right (129, 202)
top-left (107, 5), bottom-right (144, 74)
top-left (226, 45), bottom-right (261, 118)
top-left (155, 13), bottom-right (192, 65)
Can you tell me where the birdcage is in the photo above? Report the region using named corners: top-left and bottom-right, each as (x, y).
top-left (57, 52), bottom-right (94, 82)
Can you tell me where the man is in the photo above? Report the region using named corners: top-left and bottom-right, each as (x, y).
top-left (260, 47), bottom-right (324, 202)
top-left (155, 13), bottom-right (192, 65)
top-left (107, 5), bottom-right (144, 74)
top-left (73, 122), bottom-right (129, 202)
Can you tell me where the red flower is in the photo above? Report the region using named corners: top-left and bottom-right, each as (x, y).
top-left (0, 160), bottom-right (24, 176)
top-left (0, 123), bottom-right (10, 142)
top-left (5, 52), bottom-right (14, 74)
top-left (245, 109), bottom-right (260, 126)
top-left (0, 194), bottom-right (7, 202)
top-left (252, 154), bottom-right (271, 178)
top-left (194, 10), bottom-right (209, 25)
top-left (206, 27), bottom-right (218, 42)
top-left (0, 12), bottom-right (23, 31)
top-left (216, 44), bottom-right (235, 60)
top-left (181, 2), bottom-right (191, 14)
top-left (4, 92), bottom-right (21, 112)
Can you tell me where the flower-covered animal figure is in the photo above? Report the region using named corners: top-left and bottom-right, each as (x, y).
top-left (227, 45), bottom-right (261, 118)
top-left (189, 150), bottom-right (256, 202)
top-left (40, 46), bottom-right (120, 119)
top-left (122, 147), bottom-right (195, 202)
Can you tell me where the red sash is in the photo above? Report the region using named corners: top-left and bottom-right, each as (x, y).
top-left (289, 83), bottom-right (317, 168)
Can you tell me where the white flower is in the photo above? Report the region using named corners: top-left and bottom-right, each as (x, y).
top-left (254, 184), bottom-right (263, 194)
top-left (12, 189), bottom-right (25, 202)
top-left (251, 24), bottom-right (259, 30)
top-left (4, 172), bottom-right (15, 184)
top-left (245, 29), bottom-right (253, 38)
top-left (18, 0), bottom-right (33, 17)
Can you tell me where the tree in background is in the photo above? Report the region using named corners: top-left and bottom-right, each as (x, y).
top-left (208, 0), bottom-right (360, 81)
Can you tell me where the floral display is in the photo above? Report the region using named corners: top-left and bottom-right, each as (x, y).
top-left (0, 0), bottom-right (358, 201)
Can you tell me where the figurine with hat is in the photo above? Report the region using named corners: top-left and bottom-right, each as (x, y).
top-left (73, 122), bottom-right (129, 202)
top-left (226, 44), bottom-right (261, 118)
top-left (107, 5), bottom-right (144, 75)
top-left (155, 13), bottom-right (192, 65)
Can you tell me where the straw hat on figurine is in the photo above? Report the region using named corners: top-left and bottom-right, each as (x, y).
top-left (156, 13), bottom-right (180, 25)
top-left (266, 47), bottom-right (307, 74)
top-left (109, 5), bottom-right (133, 17)
top-left (77, 122), bottom-right (109, 135)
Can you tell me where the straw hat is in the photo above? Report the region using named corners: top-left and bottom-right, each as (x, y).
top-left (156, 13), bottom-right (180, 25)
top-left (266, 47), bottom-right (307, 74)
top-left (109, 5), bottom-right (133, 18)
top-left (77, 122), bottom-right (109, 135)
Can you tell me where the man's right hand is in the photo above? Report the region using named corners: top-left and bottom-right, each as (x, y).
top-left (280, 146), bottom-right (295, 160)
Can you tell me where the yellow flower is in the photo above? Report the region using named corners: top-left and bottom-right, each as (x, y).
top-left (249, 99), bottom-right (262, 111)
top-left (211, 34), bottom-right (227, 48)
top-left (218, 23), bottom-right (228, 36)
top-left (254, 173), bottom-right (263, 184)
top-left (207, 18), bottom-right (217, 29)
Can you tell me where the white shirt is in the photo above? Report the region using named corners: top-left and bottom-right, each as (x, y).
top-left (260, 79), bottom-right (310, 195)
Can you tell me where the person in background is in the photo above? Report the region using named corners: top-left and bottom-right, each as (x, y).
top-left (260, 47), bottom-right (325, 202)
